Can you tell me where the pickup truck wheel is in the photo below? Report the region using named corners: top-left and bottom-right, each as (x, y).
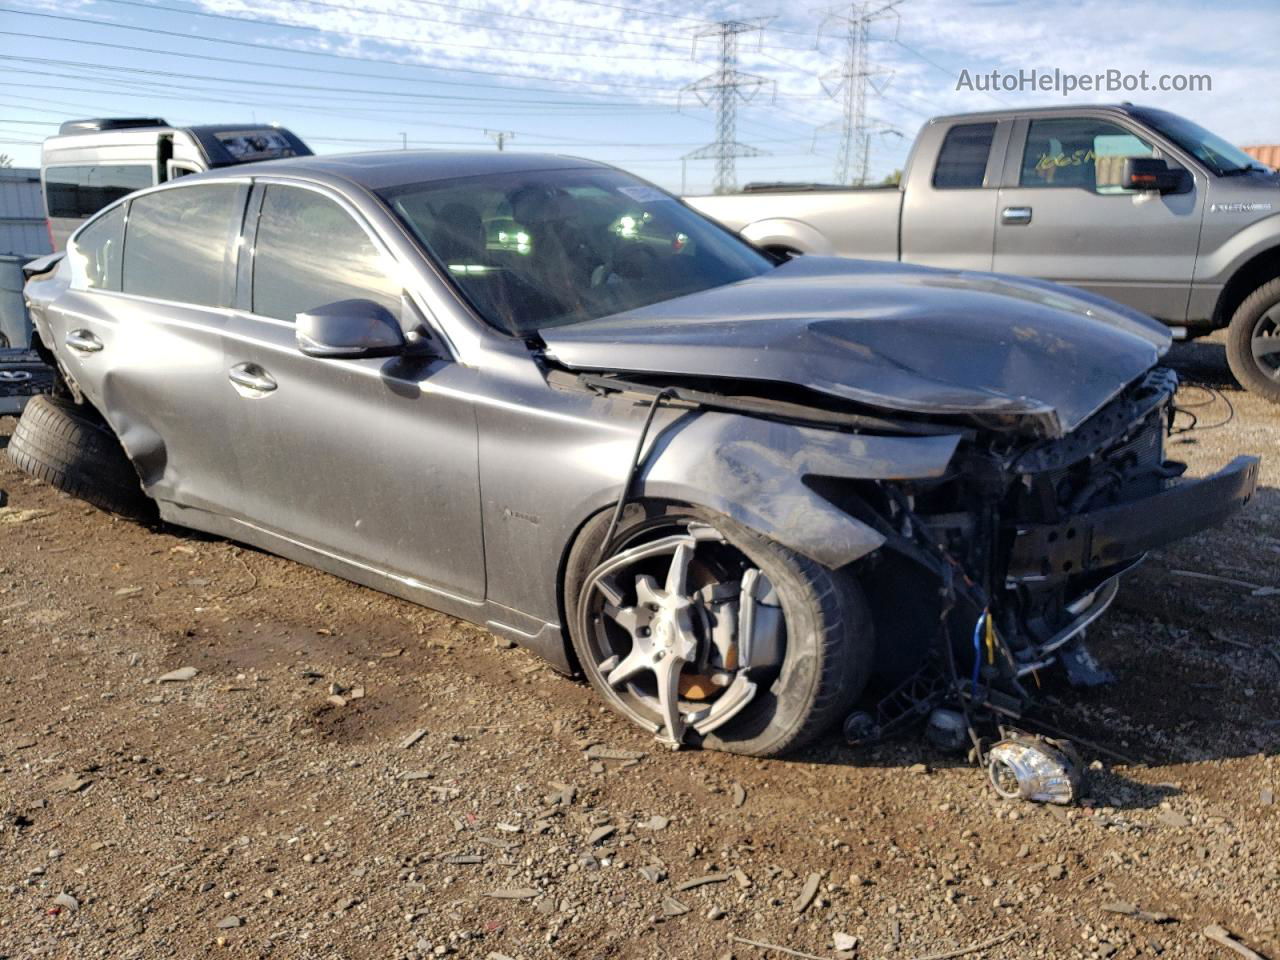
top-left (1225, 278), bottom-right (1280, 404)
top-left (6, 394), bottom-right (153, 518)
top-left (565, 504), bottom-right (873, 757)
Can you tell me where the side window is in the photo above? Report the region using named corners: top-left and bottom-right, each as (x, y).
top-left (251, 185), bottom-right (400, 323)
top-left (122, 183), bottom-right (244, 307)
top-left (44, 165), bottom-right (154, 219)
top-left (68, 205), bottom-right (125, 291)
top-left (1019, 118), bottom-right (1159, 193)
top-left (932, 123), bottom-right (996, 189)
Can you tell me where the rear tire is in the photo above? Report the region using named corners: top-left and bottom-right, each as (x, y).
top-left (564, 503), bottom-right (874, 757)
top-left (7, 394), bottom-right (152, 518)
top-left (1225, 278), bottom-right (1280, 404)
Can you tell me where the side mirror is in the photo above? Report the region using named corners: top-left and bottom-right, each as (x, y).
top-left (1121, 157), bottom-right (1187, 194)
top-left (296, 299), bottom-right (406, 359)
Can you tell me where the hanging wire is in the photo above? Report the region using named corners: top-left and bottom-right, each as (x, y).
top-left (1171, 383), bottom-right (1235, 435)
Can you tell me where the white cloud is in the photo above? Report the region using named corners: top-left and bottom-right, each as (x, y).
top-left (181, 0), bottom-right (1276, 186)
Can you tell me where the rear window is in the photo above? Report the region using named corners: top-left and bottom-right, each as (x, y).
top-left (932, 123), bottom-right (996, 189)
top-left (44, 164), bottom-right (153, 219)
top-left (69, 205), bottom-right (125, 291)
top-left (121, 183), bottom-right (245, 307)
top-left (214, 129), bottom-right (301, 163)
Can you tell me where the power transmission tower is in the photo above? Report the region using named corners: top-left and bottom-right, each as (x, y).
top-left (819, 1), bottom-right (902, 185)
top-left (484, 130), bottom-right (514, 151)
top-left (681, 20), bottom-right (773, 194)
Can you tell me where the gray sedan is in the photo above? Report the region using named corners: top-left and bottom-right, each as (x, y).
top-left (19, 152), bottom-right (1258, 756)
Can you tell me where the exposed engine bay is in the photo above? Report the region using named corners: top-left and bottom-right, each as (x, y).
top-left (573, 364), bottom-right (1259, 754)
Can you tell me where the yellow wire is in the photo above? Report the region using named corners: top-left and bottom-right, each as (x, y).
top-left (984, 610), bottom-right (996, 665)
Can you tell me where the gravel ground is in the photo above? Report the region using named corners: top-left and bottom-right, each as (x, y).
top-left (0, 334), bottom-right (1277, 960)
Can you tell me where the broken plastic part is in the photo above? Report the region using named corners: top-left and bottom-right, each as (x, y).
top-left (987, 734), bottom-right (1083, 805)
top-left (925, 708), bottom-right (969, 753)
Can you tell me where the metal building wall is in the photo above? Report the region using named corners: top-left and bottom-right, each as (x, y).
top-left (0, 168), bottom-right (51, 257)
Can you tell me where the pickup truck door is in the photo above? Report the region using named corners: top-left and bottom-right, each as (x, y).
top-left (899, 119), bottom-right (1008, 271)
top-left (992, 115), bottom-right (1203, 322)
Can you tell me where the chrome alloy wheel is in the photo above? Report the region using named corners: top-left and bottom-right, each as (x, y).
top-left (576, 524), bottom-right (785, 748)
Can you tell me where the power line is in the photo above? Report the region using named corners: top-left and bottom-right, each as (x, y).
top-left (464, 0), bottom-right (711, 27)
top-left (0, 56), bottom-right (819, 148)
top-left (681, 20), bottom-right (774, 194)
top-left (892, 37), bottom-right (1008, 105)
top-left (0, 18), bottom-right (687, 96)
top-left (0, 77), bottom-right (817, 151)
top-left (0, 65), bottom-right (676, 121)
top-left (19, 0), bottom-right (697, 59)
top-left (0, 79), bottom-right (591, 135)
top-left (309, 0), bottom-right (815, 52)
top-left (0, 63), bottom-right (662, 110)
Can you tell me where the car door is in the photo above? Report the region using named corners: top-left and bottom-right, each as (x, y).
top-left (993, 115), bottom-right (1203, 321)
top-left (44, 182), bottom-right (249, 511)
top-left (218, 180), bottom-right (486, 600)
top-left (899, 120), bottom-right (1006, 270)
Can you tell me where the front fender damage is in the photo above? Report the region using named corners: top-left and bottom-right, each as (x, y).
top-left (637, 410), bottom-right (962, 569)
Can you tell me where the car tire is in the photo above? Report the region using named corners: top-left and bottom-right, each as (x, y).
top-left (564, 503), bottom-right (874, 757)
top-left (1225, 277), bottom-right (1280, 404)
top-left (7, 394), bottom-right (153, 518)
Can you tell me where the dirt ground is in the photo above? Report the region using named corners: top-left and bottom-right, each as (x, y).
top-left (1, 333), bottom-right (1277, 960)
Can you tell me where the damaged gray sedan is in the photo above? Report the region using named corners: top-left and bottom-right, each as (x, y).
top-left (18, 152), bottom-right (1260, 757)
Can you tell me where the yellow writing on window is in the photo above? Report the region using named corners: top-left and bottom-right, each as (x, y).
top-left (1036, 148), bottom-right (1097, 172)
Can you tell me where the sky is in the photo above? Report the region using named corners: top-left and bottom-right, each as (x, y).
top-left (0, 0), bottom-right (1276, 194)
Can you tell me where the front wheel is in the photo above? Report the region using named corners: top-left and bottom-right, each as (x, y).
top-left (564, 504), bottom-right (874, 757)
top-left (1225, 278), bottom-right (1280, 404)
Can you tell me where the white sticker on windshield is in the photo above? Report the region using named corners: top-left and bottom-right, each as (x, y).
top-left (617, 185), bottom-right (670, 203)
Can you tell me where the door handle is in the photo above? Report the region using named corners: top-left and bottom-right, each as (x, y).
top-left (1001, 206), bottom-right (1033, 225)
top-left (64, 329), bottom-right (103, 353)
top-left (228, 362), bottom-right (277, 394)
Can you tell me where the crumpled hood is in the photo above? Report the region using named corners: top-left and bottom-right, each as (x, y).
top-left (541, 256), bottom-right (1171, 438)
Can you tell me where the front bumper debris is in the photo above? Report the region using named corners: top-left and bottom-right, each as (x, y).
top-left (1005, 455), bottom-right (1260, 582)
top-left (1013, 574), bottom-right (1122, 677)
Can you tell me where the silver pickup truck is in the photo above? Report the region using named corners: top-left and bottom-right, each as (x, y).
top-left (687, 104), bottom-right (1280, 403)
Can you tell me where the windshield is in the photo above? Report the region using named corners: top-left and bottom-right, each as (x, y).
top-left (378, 167), bottom-right (773, 335)
top-left (1130, 107), bottom-right (1268, 176)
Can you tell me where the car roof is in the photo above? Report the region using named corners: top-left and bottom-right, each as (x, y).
top-left (195, 149), bottom-right (610, 191)
top-left (928, 103), bottom-right (1147, 124)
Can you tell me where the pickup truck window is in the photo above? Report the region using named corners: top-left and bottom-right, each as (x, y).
top-left (932, 123), bottom-right (995, 189)
top-left (1019, 118), bottom-right (1157, 194)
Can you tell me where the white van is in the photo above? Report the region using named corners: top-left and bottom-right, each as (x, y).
top-left (41, 117), bottom-right (311, 249)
